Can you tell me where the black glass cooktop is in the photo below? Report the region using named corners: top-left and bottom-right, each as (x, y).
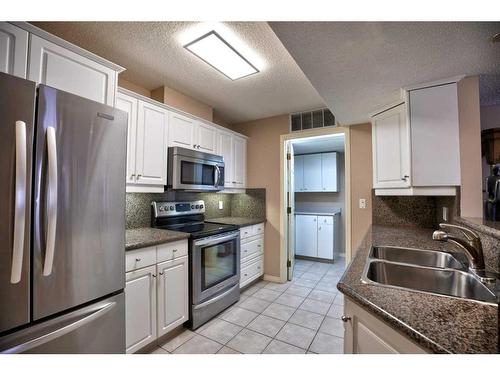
top-left (155, 221), bottom-right (238, 239)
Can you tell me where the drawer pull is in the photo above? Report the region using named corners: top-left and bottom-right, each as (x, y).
top-left (257, 245), bottom-right (261, 248)
top-left (152, 274), bottom-right (156, 278)
top-left (244, 273), bottom-right (248, 277)
top-left (173, 249), bottom-right (178, 252)
top-left (341, 315), bottom-right (351, 322)
top-left (159, 272), bottom-right (164, 276)
top-left (135, 258), bottom-right (141, 262)
top-left (257, 267), bottom-right (261, 270)
top-left (244, 250), bottom-right (248, 253)
top-left (244, 231), bottom-right (249, 235)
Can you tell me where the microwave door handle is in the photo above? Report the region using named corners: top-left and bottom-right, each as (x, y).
top-left (43, 126), bottom-right (58, 276)
top-left (214, 165), bottom-right (220, 189)
top-left (11, 121), bottom-right (27, 284)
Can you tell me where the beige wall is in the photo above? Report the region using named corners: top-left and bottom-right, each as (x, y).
top-left (232, 115), bottom-right (290, 278)
top-left (151, 86), bottom-right (213, 122)
top-left (457, 76), bottom-right (483, 218)
top-left (349, 123), bottom-right (373, 253)
top-left (118, 77), bottom-right (151, 98)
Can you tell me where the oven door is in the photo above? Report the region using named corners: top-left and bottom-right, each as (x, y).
top-left (192, 231), bottom-right (240, 304)
top-left (171, 154), bottom-right (224, 191)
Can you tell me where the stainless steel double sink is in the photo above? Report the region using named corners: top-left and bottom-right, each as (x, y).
top-left (362, 246), bottom-right (498, 304)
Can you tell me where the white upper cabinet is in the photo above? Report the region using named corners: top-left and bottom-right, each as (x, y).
top-left (28, 35), bottom-right (117, 106)
top-left (116, 92), bottom-right (138, 185)
top-left (321, 152), bottom-right (338, 192)
top-left (232, 135), bottom-right (247, 187)
top-left (0, 22), bottom-right (28, 78)
top-left (169, 112), bottom-right (195, 149)
top-left (303, 154), bottom-right (322, 192)
top-left (372, 103), bottom-right (410, 189)
top-left (294, 155), bottom-right (304, 192)
top-left (371, 80), bottom-right (461, 196)
top-left (195, 121), bottom-right (217, 154)
top-left (135, 101), bottom-right (169, 186)
top-left (218, 131), bottom-right (234, 186)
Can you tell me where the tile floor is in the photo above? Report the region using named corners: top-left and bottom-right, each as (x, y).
top-left (149, 258), bottom-right (346, 354)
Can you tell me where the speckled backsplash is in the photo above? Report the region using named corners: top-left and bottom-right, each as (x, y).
top-left (372, 191), bottom-right (459, 229)
top-left (126, 189), bottom-right (266, 229)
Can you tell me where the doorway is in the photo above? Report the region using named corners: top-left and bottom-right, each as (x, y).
top-left (280, 127), bottom-right (351, 282)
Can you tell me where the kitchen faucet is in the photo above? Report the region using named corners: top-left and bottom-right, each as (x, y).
top-left (432, 223), bottom-right (495, 283)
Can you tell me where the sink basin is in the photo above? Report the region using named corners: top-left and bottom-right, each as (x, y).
top-left (363, 260), bottom-right (497, 304)
top-left (370, 246), bottom-right (465, 270)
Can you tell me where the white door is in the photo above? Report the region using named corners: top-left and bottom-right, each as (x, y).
top-left (125, 265), bottom-right (157, 354)
top-left (195, 122), bottom-right (217, 154)
top-left (218, 131), bottom-right (233, 187)
top-left (233, 136), bottom-right (246, 187)
top-left (0, 22), bottom-right (28, 78)
top-left (317, 216), bottom-right (334, 260)
top-left (135, 100), bottom-right (168, 186)
top-left (321, 152), bottom-right (338, 192)
top-left (116, 92), bottom-right (138, 185)
top-left (295, 215), bottom-right (318, 257)
top-left (303, 154), bottom-right (322, 192)
top-left (294, 155), bottom-right (304, 192)
top-left (28, 35), bottom-right (116, 105)
top-left (169, 112), bottom-right (195, 149)
top-left (157, 256), bottom-right (189, 337)
top-left (287, 142), bottom-right (296, 280)
top-left (372, 104), bottom-right (410, 189)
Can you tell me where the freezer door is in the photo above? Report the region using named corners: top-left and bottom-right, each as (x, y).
top-left (0, 72), bottom-right (35, 333)
top-left (33, 85), bottom-right (127, 320)
top-left (0, 293), bottom-right (125, 354)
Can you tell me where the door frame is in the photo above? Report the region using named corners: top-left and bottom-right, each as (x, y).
top-left (279, 126), bottom-right (352, 283)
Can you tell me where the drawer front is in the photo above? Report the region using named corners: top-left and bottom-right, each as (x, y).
top-left (157, 240), bottom-right (188, 263)
top-left (240, 256), bottom-right (263, 286)
top-left (253, 223), bottom-right (265, 236)
top-left (126, 246), bottom-right (157, 272)
top-left (318, 216), bottom-right (333, 225)
top-left (241, 237), bottom-right (264, 262)
top-left (240, 225), bottom-right (253, 240)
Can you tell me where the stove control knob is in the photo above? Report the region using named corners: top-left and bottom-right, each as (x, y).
top-left (195, 204), bottom-right (200, 209)
top-left (191, 205), bottom-right (195, 209)
top-left (164, 206), bottom-right (170, 211)
top-left (170, 206), bottom-right (174, 211)
top-left (159, 206), bottom-right (164, 211)
top-left (200, 204), bottom-right (204, 209)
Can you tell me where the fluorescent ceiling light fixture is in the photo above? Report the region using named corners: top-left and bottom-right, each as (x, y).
top-left (184, 31), bottom-right (259, 80)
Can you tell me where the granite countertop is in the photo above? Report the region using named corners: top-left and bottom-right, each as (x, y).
top-left (205, 217), bottom-right (266, 228)
top-left (455, 216), bottom-right (500, 240)
top-left (337, 225), bottom-right (498, 353)
top-left (126, 228), bottom-right (190, 251)
top-left (295, 210), bottom-right (341, 216)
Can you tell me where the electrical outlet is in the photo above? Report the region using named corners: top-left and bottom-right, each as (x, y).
top-left (218, 200), bottom-right (224, 210)
top-left (359, 199), bottom-right (367, 209)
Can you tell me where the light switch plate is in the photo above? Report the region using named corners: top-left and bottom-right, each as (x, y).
top-left (219, 200), bottom-right (224, 210)
top-left (359, 199), bottom-right (367, 209)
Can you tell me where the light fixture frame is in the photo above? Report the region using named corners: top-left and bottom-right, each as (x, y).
top-left (183, 30), bottom-right (259, 81)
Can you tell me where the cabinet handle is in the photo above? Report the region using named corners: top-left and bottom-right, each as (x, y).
top-left (135, 258), bottom-right (141, 262)
top-left (193, 145), bottom-right (196, 149)
top-left (341, 315), bottom-right (351, 322)
top-left (401, 175), bottom-right (409, 181)
top-left (257, 245), bottom-right (261, 248)
top-left (319, 226), bottom-right (321, 230)
top-left (313, 219), bottom-right (316, 222)
top-left (152, 274), bottom-right (156, 278)
top-left (130, 174), bottom-right (135, 178)
top-left (232, 181), bottom-right (237, 184)
top-left (159, 272), bottom-right (164, 276)
top-left (244, 250), bottom-right (248, 253)
top-left (244, 273), bottom-right (248, 276)
top-left (173, 249), bottom-right (178, 252)
top-left (257, 267), bottom-right (261, 270)
top-left (197, 145), bottom-right (201, 149)
top-left (137, 174), bottom-right (142, 179)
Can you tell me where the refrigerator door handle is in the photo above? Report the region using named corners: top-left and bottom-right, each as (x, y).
top-left (43, 126), bottom-right (58, 276)
top-left (11, 121), bottom-right (27, 284)
top-left (2, 301), bottom-right (116, 354)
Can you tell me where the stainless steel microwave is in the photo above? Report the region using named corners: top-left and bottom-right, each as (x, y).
top-left (167, 147), bottom-right (225, 191)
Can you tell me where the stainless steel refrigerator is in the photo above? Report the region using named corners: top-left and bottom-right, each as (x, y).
top-left (0, 72), bottom-right (127, 353)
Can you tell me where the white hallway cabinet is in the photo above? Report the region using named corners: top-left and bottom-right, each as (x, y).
top-left (295, 152), bottom-right (338, 192)
top-left (295, 213), bottom-right (339, 260)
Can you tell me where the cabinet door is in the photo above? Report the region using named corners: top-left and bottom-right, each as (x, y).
top-left (321, 152), bottom-right (338, 192)
top-left (409, 83), bottom-right (460, 186)
top-left (294, 155), bottom-right (304, 192)
top-left (169, 112), bottom-right (195, 149)
top-left (0, 22), bottom-right (28, 78)
top-left (135, 100), bottom-right (168, 185)
top-left (303, 154), bottom-right (322, 192)
top-left (195, 122), bottom-right (217, 154)
top-left (371, 104), bottom-right (410, 189)
top-left (295, 215), bottom-right (318, 257)
top-left (233, 136), bottom-right (247, 187)
top-left (218, 130), bottom-right (234, 186)
top-left (125, 265), bottom-right (157, 354)
top-left (116, 92), bottom-right (138, 185)
top-left (157, 256), bottom-right (189, 337)
top-left (28, 35), bottom-right (116, 105)
top-left (317, 216), bottom-right (334, 260)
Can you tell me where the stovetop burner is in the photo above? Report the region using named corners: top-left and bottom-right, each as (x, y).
top-left (151, 200), bottom-right (238, 239)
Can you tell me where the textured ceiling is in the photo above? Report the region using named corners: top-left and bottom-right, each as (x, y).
top-left (270, 22), bottom-right (500, 125)
top-left (292, 134), bottom-right (345, 154)
top-left (32, 22), bottom-right (325, 124)
top-left (480, 74), bottom-right (500, 106)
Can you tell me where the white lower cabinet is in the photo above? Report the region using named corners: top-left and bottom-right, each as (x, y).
top-left (156, 256), bottom-right (189, 337)
top-left (125, 265), bottom-right (157, 354)
top-left (343, 297), bottom-right (428, 354)
top-left (124, 240), bottom-right (189, 353)
top-left (239, 223), bottom-right (265, 288)
top-left (295, 214), bottom-right (337, 260)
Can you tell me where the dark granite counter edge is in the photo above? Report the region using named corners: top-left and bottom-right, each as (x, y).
top-left (454, 216), bottom-right (500, 240)
top-left (125, 229), bottom-right (190, 252)
top-left (206, 217), bottom-right (266, 228)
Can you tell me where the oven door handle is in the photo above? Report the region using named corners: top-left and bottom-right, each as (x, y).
top-left (193, 284), bottom-right (239, 311)
top-left (193, 231), bottom-right (239, 247)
